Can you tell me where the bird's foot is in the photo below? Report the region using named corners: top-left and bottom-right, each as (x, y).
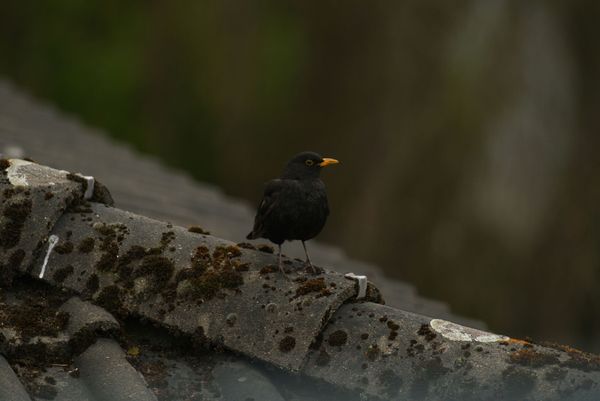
top-left (304, 261), bottom-right (321, 275)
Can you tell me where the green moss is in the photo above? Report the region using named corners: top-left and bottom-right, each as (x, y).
top-left (94, 224), bottom-right (115, 237)
top-left (96, 252), bottom-right (118, 272)
top-left (183, 245), bottom-right (245, 301)
top-left (54, 241), bottom-right (74, 254)
top-left (224, 245), bottom-right (242, 258)
top-left (94, 224), bottom-right (122, 272)
top-left (189, 271), bottom-right (222, 300)
top-left (95, 285), bottom-right (124, 315)
top-left (279, 336), bottom-right (296, 353)
top-left (295, 277), bottom-right (331, 297)
top-left (65, 173), bottom-right (88, 193)
top-left (0, 298), bottom-right (70, 342)
top-left (327, 330), bottom-right (348, 346)
top-left (52, 265), bottom-right (74, 283)
top-left (118, 245), bottom-right (146, 267)
top-left (387, 321), bottom-right (400, 331)
top-left (417, 324), bottom-right (436, 341)
top-left (77, 237), bottom-right (95, 253)
top-left (190, 246), bottom-right (210, 273)
top-left (135, 255), bottom-right (174, 287)
top-left (3, 188), bottom-right (15, 198)
top-left (219, 269), bottom-right (244, 289)
top-left (0, 198), bottom-right (32, 249)
top-left (233, 261), bottom-right (250, 272)
top-left (160, 231), bottom-right (175, 249)
top-left (188, 226), bottom-right (210, 235)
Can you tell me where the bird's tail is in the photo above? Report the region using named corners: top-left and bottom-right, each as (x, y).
top-left (246, 231), bottom-right (258, 240)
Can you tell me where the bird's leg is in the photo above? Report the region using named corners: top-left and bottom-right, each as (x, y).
top-left (278, 245), bottom-right (282, 271)
top-left (277, 245), bottom-right (291, 280)
top-left (278, 244), bottom-right (286, 276)
top-left (302, 241), bottom-right (315, 273)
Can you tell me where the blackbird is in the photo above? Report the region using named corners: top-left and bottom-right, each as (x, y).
top-left (247, 151), bottom-right (339, 274)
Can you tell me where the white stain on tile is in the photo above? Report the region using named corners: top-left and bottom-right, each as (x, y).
top-left (6, 159), bottom-right (33, 186)
top-left (430, 319), bottom-right (509, 343)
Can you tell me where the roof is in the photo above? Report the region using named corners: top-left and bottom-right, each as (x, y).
top-left (0, 79), bottom-right (481, 328)
top-left (1, 81), bottom-right (600, 400)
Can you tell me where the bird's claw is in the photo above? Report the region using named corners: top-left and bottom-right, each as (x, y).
top-left (278, 263), bottom-right (291, 280)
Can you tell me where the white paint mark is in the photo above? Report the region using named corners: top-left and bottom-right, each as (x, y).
top-left (39, 235), bottom-right (59, 279)
top-left (344, 273), bottom-right (368, 299)
top-left (6, 159), bottom-right (33, 186)
top-left (430, 319), bottom-right (509, 343)
top-left (430, 320), bottom-right (472, 341)
top-left (76, 174), bottom-right (95, 200)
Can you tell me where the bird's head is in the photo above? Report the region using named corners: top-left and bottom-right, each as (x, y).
top-left (281, 151), bottom-right (339, 180)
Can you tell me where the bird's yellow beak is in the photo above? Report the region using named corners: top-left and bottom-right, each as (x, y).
top-left (319, 158), bottom-right (339, 167)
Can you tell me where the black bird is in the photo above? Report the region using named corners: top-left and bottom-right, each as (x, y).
top-left (247, 151), bottom-right (339, 274)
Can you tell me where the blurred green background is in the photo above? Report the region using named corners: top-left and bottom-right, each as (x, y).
top-left (1, 1), bottom-right (600, 352)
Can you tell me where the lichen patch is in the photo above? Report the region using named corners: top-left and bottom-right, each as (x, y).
top-left (429, 319), bottom-right (509, 343)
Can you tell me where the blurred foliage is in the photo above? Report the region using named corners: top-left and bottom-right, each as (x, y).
top-left (1, 0), bottom-right (600, 351)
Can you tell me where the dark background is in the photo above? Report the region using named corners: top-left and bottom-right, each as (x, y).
top-left (1, 1), bottom-right (599, 352)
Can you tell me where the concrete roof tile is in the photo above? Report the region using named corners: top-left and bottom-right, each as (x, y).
top-left (3, 81), bottom-right (600, 400)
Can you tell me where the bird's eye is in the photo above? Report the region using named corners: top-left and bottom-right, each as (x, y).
top-left (305, 159), bottom-right (314, 167)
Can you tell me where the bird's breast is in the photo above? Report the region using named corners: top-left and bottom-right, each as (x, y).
top-left (275, 181), bottom-right (328, 240)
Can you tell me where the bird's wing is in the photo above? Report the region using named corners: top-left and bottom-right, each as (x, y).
top-left (248, 179), bottom-right (284, 238)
